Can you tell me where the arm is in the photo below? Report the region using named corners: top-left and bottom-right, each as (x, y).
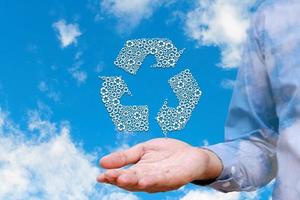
top-left (193, 11), bottom-right (278, 192)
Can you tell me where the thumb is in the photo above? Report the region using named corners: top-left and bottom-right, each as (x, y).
top-left (100, 143), bottom-right (145, 169)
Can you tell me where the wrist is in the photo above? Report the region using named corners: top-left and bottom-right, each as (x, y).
top-left (192, 147), bottom-right (223, 181)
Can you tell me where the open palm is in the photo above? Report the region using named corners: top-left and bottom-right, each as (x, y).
top-left (97, 138), bottom-right (222, 193)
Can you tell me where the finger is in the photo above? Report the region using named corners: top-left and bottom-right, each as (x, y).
top-left (96, 173), bottom-right (107, 183)
top-left (140, 171), bottom-right (169, 189)
top-left (137, 173), bottom-right (181, 193)
top-left (109, 167), bottom-right (180, 193)
top-left (116, 172), bottom-right (139, 188)
top-left (114, 167), bottom-right (161, 192)
top-left (117, 165), bottom-right (161, 191)
top-left (100, 144), bottom-right (145, 169)
top-left (99, 169), bottom-right (140, 191)
top-left (105, 169), bottom-right (122, 184)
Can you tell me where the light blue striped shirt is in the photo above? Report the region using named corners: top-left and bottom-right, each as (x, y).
top-left (205, 0), bottom-right (300, 199)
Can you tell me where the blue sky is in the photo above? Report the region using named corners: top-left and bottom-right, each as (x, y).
top-left (0, 0), bottom-right (273, 199)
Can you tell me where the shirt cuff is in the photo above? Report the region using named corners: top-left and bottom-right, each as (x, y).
top-left (191, 143), bottom-right (243, 192)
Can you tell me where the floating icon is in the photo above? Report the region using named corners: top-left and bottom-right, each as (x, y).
top-left (100, 76), bottom-right (149, 132)
top-left (156, 69), bottom-right (202, 134)
top-left (114, 38), bottom-right (184, 75)
top-left (100, 38), bottom-right (201, 135)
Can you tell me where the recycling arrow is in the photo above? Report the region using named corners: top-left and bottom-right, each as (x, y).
top-left (114, 38), bottom-right (184, 75)
top-left (156, 69), bottom-right (202, 134)
top-left (100, 38), bottom-right (202, 135)
top-left (100, 76), bottom-right (149, 132)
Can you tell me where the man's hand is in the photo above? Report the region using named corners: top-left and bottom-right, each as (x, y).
top-left (97, 138), bottom-right (222, 193)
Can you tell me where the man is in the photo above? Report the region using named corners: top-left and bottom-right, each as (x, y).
top-left (97, 0), bottom-right (300, 199)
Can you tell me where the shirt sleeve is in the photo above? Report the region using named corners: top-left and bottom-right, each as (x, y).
top-left (192, 11), bottom-right (278, 192)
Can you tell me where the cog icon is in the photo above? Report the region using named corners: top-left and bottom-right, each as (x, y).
top-left (114, 38), bottom-right (185, 75)
top-left (100, 38), bottom-right (202, 135)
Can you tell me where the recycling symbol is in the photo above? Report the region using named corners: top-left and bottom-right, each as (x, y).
top-left (100, 38), bottom-right (202, 136)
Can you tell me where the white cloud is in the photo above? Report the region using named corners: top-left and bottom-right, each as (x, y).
top-left (38, 81), bottom-right (48, 92)
top-left (0, 108), bottom-right (138, 200)
top-left (102, 192), bottom-right (139, 200)
top-left (0, 110), bottom-right (97, 199)
top-left (69, 69), bottom-right (88, 85)
top-left (179, 188), bottom-right (263, 200)
top-left (202, 139), bottom-right (210, 146)
top-left (38, 81), bottom-right (61, 102)
top-left (221, 79), bottom-right (236, 89)
top-left (180, 189), bottom-right (240, 200)
top-left (98, 0), bottom-right (258, 66)
top-left (100, 0), bottom-right (164, 32)
top-left (27, 109), bottom-right (57, 140)
top-left (68, 60), bottom-right (88, 85)
top-left (95, 62), bottom-right (105, 73)
top-left (185, 0), bottom-right (257, 68)
top-left (53, 20), bottom-right (82, 48)
top-left (75, 51), bottom-right (83, 60)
